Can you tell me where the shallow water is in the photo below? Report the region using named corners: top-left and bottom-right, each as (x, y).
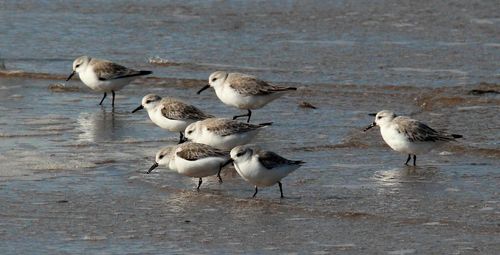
top-left (1, 0), bottom-right (500, 86)
top-left (1, 0), bottom-right (500, 254)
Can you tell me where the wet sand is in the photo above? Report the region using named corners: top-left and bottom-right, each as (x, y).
top-left (1, 0), bottom-right (500, 254)
top-left (0, 76), bottom-right (499, 254)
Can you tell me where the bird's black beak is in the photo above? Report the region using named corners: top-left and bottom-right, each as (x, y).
top-left (131, 105), bottom-right (144, 113)
top-left (147, 162), bottom-right (159, 174)
top-left (368, 113), bottom-right (377, 116)
top-left (66, 71), bottom-right (75, 81)
top-left (363, 122), bottom-right (376, 132)
top-left (197, 84), bottom-right (210, 94)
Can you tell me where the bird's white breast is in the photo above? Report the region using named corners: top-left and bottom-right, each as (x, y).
top-left (380, 125), bottom-right (435, 154)
top-left (174, 156), bottom-right (225, 178)
top-left (79, 68), bottom-right (102, 90)
top-left (234, 157), bottom-right (295, 187)
top-left (148, 107), bottom-right (191, 132)
top-left (192, 128), bottom-right (259, 150)
top-left (79, 67), bottom-right (133, 92)
top-left (215, 84), bottom-right (282, 110)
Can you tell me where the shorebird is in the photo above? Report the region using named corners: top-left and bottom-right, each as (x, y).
top-left (230, 144), bottom-right (304, 198)
top-left (148, 142), bottom-right (232, 190)
top-left (197, 71), bottom-right (296, 122)
top-left (364, 110), bottom-right (463, 166)
top-left (67, 56), bottom-right (152, 106)
top-left (132, 94), bottom-right (213, 143)
top-left (184, 118), bottom-right (272, 150)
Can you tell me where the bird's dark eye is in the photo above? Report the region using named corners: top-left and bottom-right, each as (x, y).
top-left (236, 152), bottom-right (244, 157)
top-left (211, 78), bottom-right (217, 82)
top-left (159, 155), bottom-right (164, 159)
top-left (145, 100), bottom-right (151, 104)
top-left (76, 64), bottom-right (80, 68)
top-left (187, 130), bottom-right (193, 134)
top-left (377, 116), bottom-right (382, 120)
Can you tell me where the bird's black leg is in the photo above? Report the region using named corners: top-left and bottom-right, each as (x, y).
top-left (196, 178), bottom-right (203, 191)
top-left (99, 92), bottom-right (107, 105)
top-left (111, 90), bottom-right (116, 107)
top-left (217, 167), bottom-right (223, 184)
top-left (217, 159), bottom-right (233, 184)
top-left (413, 155), bottom-right (417, 166)
top-left (232, 109), bottom-right (252, 123)
top-left (246, 109), bottom-right (252, 123)
top-left (278, 181), bottom-right (284, 198)
top-left (252, 186), bottom-right (258, 198)
top-left (404, 154), bottom-right (411, 165)
top-left (178, 132), bottom-right (186, 144)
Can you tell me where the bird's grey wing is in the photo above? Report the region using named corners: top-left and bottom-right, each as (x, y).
top-left (257, 151), bottom-right (303, 169)
top-left (177, 144), bottom-right (227, 161)
top-left (228, 76), bottom-right (278, 96)
top-left (161, 101), bottom-right (213, 121)
top-left (207, 120), bottom-right (261, 136)
top-left (396, 117), bottom-right (454, 142)
top-left (93, 61), bottom-right (144, 81)
top-left (229, 76), bottom-right (297, 96)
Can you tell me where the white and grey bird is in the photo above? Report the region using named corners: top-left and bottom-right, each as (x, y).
top-left (230, 145), bottom-right (304, 198)
top-left (132, 94), bottom-right (214, 143)
top-left (66, 56), bottom-right (152, 106)
top-left (148, 142), bottom-right (232, 190)
top-left (364, 110), bottom-right (463, 166)
top-left (197, 71), bottom-right (297, 123)
top-left (184, 118), bottom-right (272, 150)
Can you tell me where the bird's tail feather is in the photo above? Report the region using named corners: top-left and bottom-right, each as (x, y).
top-left (292, 160), bottom-right (305, 165)
top-left (138, 70), bottom-right (153, 76)
top-left (271, 86), bottom-right (297, 92)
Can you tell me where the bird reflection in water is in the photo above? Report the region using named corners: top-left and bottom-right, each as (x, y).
top-left (77, 107), bottom-right (123, 142)
top-left (372, 166), bottom-right (440, 187)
